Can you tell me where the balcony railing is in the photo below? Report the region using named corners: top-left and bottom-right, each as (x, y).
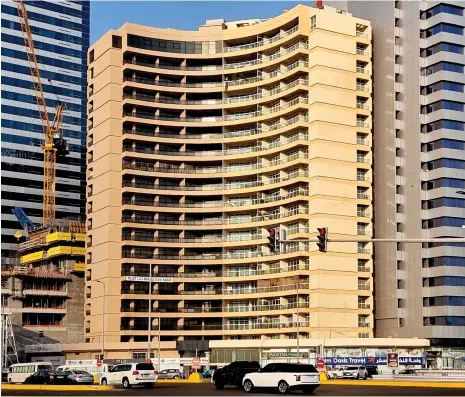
top-left (358, 303), bottom-right (371, 309)
top-left (357, 175), bottom-right (370, 182)
top-left (356, 49), bottom-right (370, 56)
top-left (357, 211), bottom-right (370, 218)
top-left (357, 248), bottom-right (371, 254)
top-left (124, 59), bottom-right (223, 71)
top-left (356, 67), bottom-right (369, 74)
top-left (227, 60), bottom-right (308, 86)
top-left (358, 322), bottom-right (370, 328)
top-left (122, 134), bottom-right (308, 158)
top-left (356, 85), bottom-right (369, 92)
top-left (122, 172), bottom-right (309, 192)
top-left (358, 284), bottom-right (370, 290)
top-left (224, 42), bottom-right (309, 70)
top-left (357, 229), bottom-right (370, 236)
top-left (224, 321), bottom-right (309, 331)
top-left (123, 76), bottom-right (223, 89)
top-left (356, 103), bottom-right (369, 110)
top-left (357, 157), bottom-right (371, 164)
top-left (122, 208), bottom-right (309, 227)
top-left (358, 266), bottom-right (371, 272)
top-left (224, 26), bottom-right (299, 52)
top-left (357, 193), bottom-right (370, 200)
top-left (356, 31), bottom-right (368, 38)
top-left (223, 283), bottom-right (309, 295)
top-left (357, 121), bottom-right (370, 128)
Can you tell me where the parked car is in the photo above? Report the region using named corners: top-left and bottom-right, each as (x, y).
top-left (24, 370), bottom-right (53, 385)
top-left (157, 369), bottom-right (182, 380)
top-left (366, 366), bottom-right (379, 378)
top-left (212, 361), bottom-right (261, 389)
top-left (327, 366), bottom-right (346, 379)
top-left (242, 363), bottom-right (320, 394)
top-left (342, 366), bottom-right (368, 379)
top-left (65, 370), bottom-right (95, 385)
top-left (399, 369), bottom-right (417, 375)
top-left (99, 362), bottom-right (157, 389)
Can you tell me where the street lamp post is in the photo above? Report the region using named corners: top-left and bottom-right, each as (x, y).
top-left (90, 280), bottom-right (105, 359)
top-left (296, 283), bottom-right (300, 363)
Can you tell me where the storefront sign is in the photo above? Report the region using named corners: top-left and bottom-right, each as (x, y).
top-left (25, 344), bottom-right (62, 353)
top-left (325, 356), bottom-right (423, 366)
top-left (32, 356), bottom-right (65, 365)
top-left (388, 352), bottom-right (398, 368)
top-left (66, 360), bottom-right (96, 365)
top-left (125, 276), bottom-right (173, 283)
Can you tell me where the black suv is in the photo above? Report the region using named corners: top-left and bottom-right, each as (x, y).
top-left (212, 361), bottom-right (261, 389)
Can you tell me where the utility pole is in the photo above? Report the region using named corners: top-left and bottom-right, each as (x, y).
top-left (296, 283), bottom-right (300, 363)
top-left (148, 264), bottom-right (152, 361)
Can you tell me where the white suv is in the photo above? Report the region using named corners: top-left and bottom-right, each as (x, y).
top-left (99, 362), bottom-right (157, 388)
top-left (327, 366), bottom-right (346, 379)
top-left (243, 363), bottom-right (320, 394)
top-left (341, 366), bottom-right (368, 379)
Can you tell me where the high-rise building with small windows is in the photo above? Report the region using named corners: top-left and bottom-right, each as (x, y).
top-left (1, 0), bottom-right (89, 264)
top-left (83, 4), bottom-right (373, 357)
top-left (334, 0), bottom-right (465, 367)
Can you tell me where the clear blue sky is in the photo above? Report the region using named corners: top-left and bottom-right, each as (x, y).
top-left (90, 1), bottom-right (315, 43)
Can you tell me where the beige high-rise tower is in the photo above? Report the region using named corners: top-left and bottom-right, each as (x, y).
top-left (85, 4), bottom-right (373, 353)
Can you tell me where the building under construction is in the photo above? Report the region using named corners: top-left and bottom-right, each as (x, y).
top-left (1, 220), bottom-right (86, 346)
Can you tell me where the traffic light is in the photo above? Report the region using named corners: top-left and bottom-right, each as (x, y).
top-left (316, 227), bottom-right (328, 252)
top-left (267, 228), bottom-right (278, 253)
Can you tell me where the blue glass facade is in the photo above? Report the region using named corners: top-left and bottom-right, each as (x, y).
top-left (1, 0), bottom-right (89, 261)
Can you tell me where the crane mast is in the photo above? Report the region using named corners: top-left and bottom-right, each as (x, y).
top-left (15, 0), bottom-right (67, 227)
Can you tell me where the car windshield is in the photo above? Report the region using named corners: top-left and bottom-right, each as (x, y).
top-left (346, 367), bottom-right (359, 370)
top-left (136, 363), bottom-right (154, 371)
top-left (73, 371), bottom-right (89, 375)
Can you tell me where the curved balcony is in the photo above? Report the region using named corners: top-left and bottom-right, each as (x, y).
top-left (224, 321), bottom-right (309, 331)
top-left (123, 96), bottom-right (308, 124)
top-left (123, 93), bottom-right (223, 106)
top-left (224, 42), bottom-right (309, 70)
top-left (123, 133), bottom-right (308, 159)
top-left (123, 76), bottom-right (223, 89)
top-left (122, 155), bottom-right (309, 179)
top-left (224, 26), bottom-right (299, 53)
top-left (122, 171), bottom-right (309, 193)
top-left (122, 262), bottom-right (309, 279)
top-left (122, 208), bottom-right (309, 228)
top-left (123, 188), bottom-right (309, 212)
top-left (124, 59), bottom-right (223, 72)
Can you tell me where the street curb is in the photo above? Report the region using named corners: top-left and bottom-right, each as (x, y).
top-left (158, 379), bottom-right (209, 384)
top-left (2, 384), bottom-right (115, 391)
top-left (321, 380), bottom-right (465, 388)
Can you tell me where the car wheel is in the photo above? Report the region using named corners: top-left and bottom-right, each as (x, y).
top-left (364, 373), bottom-right (368, 380)
top-left (122, 378), bottom-right (131, 389)
top-left (356, 374), bottom-right (360, 379)
top-left (278, 380), bottom-right (290, 394)
top-left (214, 382), bottom-right (224, 389)
top-left (173, 375), bottom-right (179, 380)
top-left (243, 379), bottom-right (254, 393)
top-left (101, 378), bottom-right (108, 386)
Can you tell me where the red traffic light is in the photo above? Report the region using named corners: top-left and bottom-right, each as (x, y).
top-left (267, 228), bottom-right (276, 237)
top-left (318, 228), bottom-right (326, 236)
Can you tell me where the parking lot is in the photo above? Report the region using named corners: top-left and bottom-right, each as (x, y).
top-left (2, 383), bottom-right (465, 396)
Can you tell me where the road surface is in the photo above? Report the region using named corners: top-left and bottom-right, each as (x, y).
top-left (2, 383), bottom-right (465, 396)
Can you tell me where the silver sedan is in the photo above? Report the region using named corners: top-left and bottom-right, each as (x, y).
top-left (66, 370), bottom-right (95, 385)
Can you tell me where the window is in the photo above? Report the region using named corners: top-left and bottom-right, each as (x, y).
top-left (424, 23), bottom-right (463, 37)
top-left (89, 49), bottom-right (94, 63)
top-left (136, 363), bottom-right (154, 370)
top-left (424, 4), bottom-right (463, 18)
top-left (310, 15), bottom-right (316, 30)
top-left (423, 100), bottom-right (464, 113)
top-left (112, 35), bottom-right (122, 48)
top-left (423, 216), bottom-right (465, 228)
top-left (424, 276), bottom-right (465, 287)
top-left (423, 256), bottom-right (465, 268)
top-left (424, 42), bottom-right (464, 56)
top-left (422, 62), bottom-right (464, 76)
top-left (425, 158), bottom-right (465, 171)
top-left (423, 81), bottom-right (464, 94)
top-left (422, 119), bottom-right (465, 133)
top-left (424, 316), bottom-right (465, 326)
top-left (132, 351), bottom-right (147, 360)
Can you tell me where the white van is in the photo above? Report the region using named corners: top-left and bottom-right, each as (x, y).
top-left (8, 362), bottom-right (53, 384)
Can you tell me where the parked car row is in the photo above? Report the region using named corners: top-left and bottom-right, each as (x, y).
top-left (24, 370), bottom-right (94, 385)
top-left (327, 365), bottom-right (378, 379)
top-left (212, 361), bottom-right (320, 394)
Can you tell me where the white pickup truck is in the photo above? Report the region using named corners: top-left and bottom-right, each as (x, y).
top-left (242, 363), bottom-right (320, 394)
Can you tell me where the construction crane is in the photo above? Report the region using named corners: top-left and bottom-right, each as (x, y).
top-left (15, 0), bottom-right (68, 227)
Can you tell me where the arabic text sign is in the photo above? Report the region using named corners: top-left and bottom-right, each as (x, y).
top-left (325, 357), bottom-right (423, 366)
top-left (125, 276), bottom-right (173, 283)
top-left (25, 344), bottom-right (62, 353)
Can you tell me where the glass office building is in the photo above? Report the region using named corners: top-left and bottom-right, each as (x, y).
top-left (1, 0), bottom-right (90, 264)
